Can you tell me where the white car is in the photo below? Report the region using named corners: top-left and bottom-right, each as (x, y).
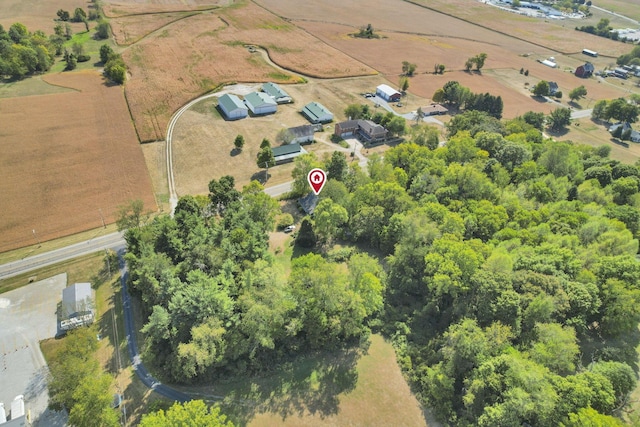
top-left (284, 225), bottom-right (296, 233)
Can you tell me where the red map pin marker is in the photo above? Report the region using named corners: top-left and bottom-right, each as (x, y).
top-left (307, 168), bottom-right (327, 195)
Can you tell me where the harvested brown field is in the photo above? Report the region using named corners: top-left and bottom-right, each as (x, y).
top-left (103, 1), bottom-right (221, 18)
top-left (0, 70), bottom-right (156, 252)
top-left (120, 1), bottom-right (375, 142)
top-left (110, 11), bottom-right (202, 46)
top-left (0, 0), bottom-right (89, 33)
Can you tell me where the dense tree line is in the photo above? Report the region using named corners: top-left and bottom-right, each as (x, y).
top-left (288, 110), bottom-right (640, 425)
top-left (577, 18), bottom-right (626, 41)
top-left (433, 81), bottom-right (503, 118)
top-left (126, 106), bottom-right (640, 424)
top-left (125, 178), bottom-right (385, 382)
top-left (0, 23), bottom-right (55, 79)
top-left (617, 45), bottom-right (640, 67)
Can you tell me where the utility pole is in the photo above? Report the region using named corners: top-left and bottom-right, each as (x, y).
top-left (32, 229), bottom-right (41, 247)
top-left (99, 209), bottom-right (106, 229)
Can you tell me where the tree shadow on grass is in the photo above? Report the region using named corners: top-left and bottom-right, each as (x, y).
top-left (221, 346), bottom-right (361, 426)
top-left (250, 171), bottom-right (270, 185)
top-left (545, 126), bottom-right (570, 137)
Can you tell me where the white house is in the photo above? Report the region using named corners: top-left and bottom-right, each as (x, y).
top-left (286, 125), bottom-right (315, 145)
top-left (376, 84), bottom-right (401, 102)
top-left (244, 91), bottom-right (277, 115)
top-left (60, 283), bottom-right (95, 331)
top-left (217, 94), bottom-right (248, 120)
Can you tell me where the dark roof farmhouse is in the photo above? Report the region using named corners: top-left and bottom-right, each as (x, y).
top-left (335, 119), bottom-right (388, 142)
top-left (548, 81), bottom-right (559, 95)
top-left (272, 143), bottom-right (308, 164)
top-left (302, 102), bottom-right (333, 124)
top-left (575, 62), bottom-right (594, 78)
top-left (244, 92), bottom-right (277, 115)
top-left (262, 82), bottom-right (292, 104)
top-left (60, 282), bottom-right (95, 331)
top-left (218, 94), bottom-right (248, 120)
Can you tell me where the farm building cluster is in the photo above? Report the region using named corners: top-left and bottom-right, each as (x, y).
top-left (217, 82), bottom-right (292, 120)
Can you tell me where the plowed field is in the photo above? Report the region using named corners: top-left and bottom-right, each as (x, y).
top-left (0, 70), bottom-right (155, 252)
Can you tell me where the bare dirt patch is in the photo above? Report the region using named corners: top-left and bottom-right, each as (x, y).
top-left (121, 2), bottom-right (375, 142)
top-left (0, 70), bottom-right (156, 252)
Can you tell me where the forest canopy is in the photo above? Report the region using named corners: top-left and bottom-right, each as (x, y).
top-left (125, 110), bottom-right (640, 426)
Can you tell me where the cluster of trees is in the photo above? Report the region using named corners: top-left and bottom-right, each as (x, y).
top-left (140, 400), bottom-right (234, 427)
top-left (592, 98), bottom-right (640, 124)
top-left (125, 177), bottom-right (385, 382)
top-left (0, 23), bottom-right (55, 79)
top-left (569, 85), bottom-right (587, 102)
top-left (256, 138), bottom-right (275, 169)
top-left (464, 53), bottom-right (488, 72)
top-left (433, 81), bottom-right (503, 118)
top-left (343, 103), bottom-right (407, 136)
top-left (401, 60), bottom-right (417, 76)
top-left (617, 45), bottom-right (640, 67)
top-left (47, 328), bottom-right (119, 426)
top-left (577, 18), bottom-right (625, 42)
top-left (434, 63), bottom-right (446, 74)
top-left (283, 109), bottom-right (640, 425)
top-left (100, 44), bottom-right (126, 84)
top-left (354, 23), bottom-right (379, 39)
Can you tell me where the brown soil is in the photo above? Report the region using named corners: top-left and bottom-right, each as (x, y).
top-left (103, 1), bottom-right (221, 18)
top-left (0, 70), bottom-right (156, 252)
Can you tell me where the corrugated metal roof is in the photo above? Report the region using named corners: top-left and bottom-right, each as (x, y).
top-left (377, 84), bottom-right (400, 98)
top-left (244, 92), bottom-right (277, 108)
top-left (302, 102), bottom-right (332, 121)
top-left (273, 143), bottom-right (303, 157)
top-left (263, 82), bottom-right (290, 99)
top-left (218, 93), bottom-right (247, 112)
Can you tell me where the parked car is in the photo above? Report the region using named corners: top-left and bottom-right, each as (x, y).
top-left (284, 225), bottom-right (296, 233)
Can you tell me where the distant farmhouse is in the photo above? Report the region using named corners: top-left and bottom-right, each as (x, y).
top-left (609, 122), bottom-right (640, 142)
top-left (421, 103), bottom-right (448, 116)
top-left (273, 143), bottom-right (308, 164)
top-left (376, 84), bottom-right (401, 102)
top-left (286, 125), bottom-right (315, 145)
top-left (60, 283), bottom-right (95, 331)
top-left (548, 81), bottom-right (559, 95)
top-left (302, 102), bottom-right (333, 124)
top-left (575, 62), bottom-right (594, 78)
top-left (244, 92), bottom-right (277, 115)
top-left (335, 119), bottom-right (388, 143)
top-left (262, 82), bottom-right (292, 104)
top-left (218, 94), bottom-right (248, 120)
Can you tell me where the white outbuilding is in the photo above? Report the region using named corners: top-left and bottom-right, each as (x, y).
top-left (217, 94), bottom-right (248, 120)
top-left (376, 84), bottom-right (402, 102)
top-left (244, 92), bottom-right (277, 115)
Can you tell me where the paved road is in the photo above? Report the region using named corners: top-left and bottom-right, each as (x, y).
top-left (0, 233), bottom-right (126, 281)
top-left (117, 250), bottom-right (192, 403)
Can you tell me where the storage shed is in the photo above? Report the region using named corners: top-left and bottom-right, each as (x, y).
top-left (376, 84), bottom-right (401, 102)
top-left (262, 82), bottom-right (292, 104)
top-left (272, 143), bottom-right (308, 164)
top-left (286, 125), bottom-right (315, 145)
top-left (60, 283), bottom-right (95, 331)
top-left (302, 102), bottom-right (333, 124)
top-left (244, 91), bottom-right (277, 115)
top-left (218, 94), bottom-right (248, 120)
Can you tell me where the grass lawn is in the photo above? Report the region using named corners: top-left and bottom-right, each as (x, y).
top-left (0, 252), bottom-right (104, 294)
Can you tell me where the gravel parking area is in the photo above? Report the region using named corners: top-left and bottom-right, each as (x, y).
top-left (0, 273), bottom-right (67, 425)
